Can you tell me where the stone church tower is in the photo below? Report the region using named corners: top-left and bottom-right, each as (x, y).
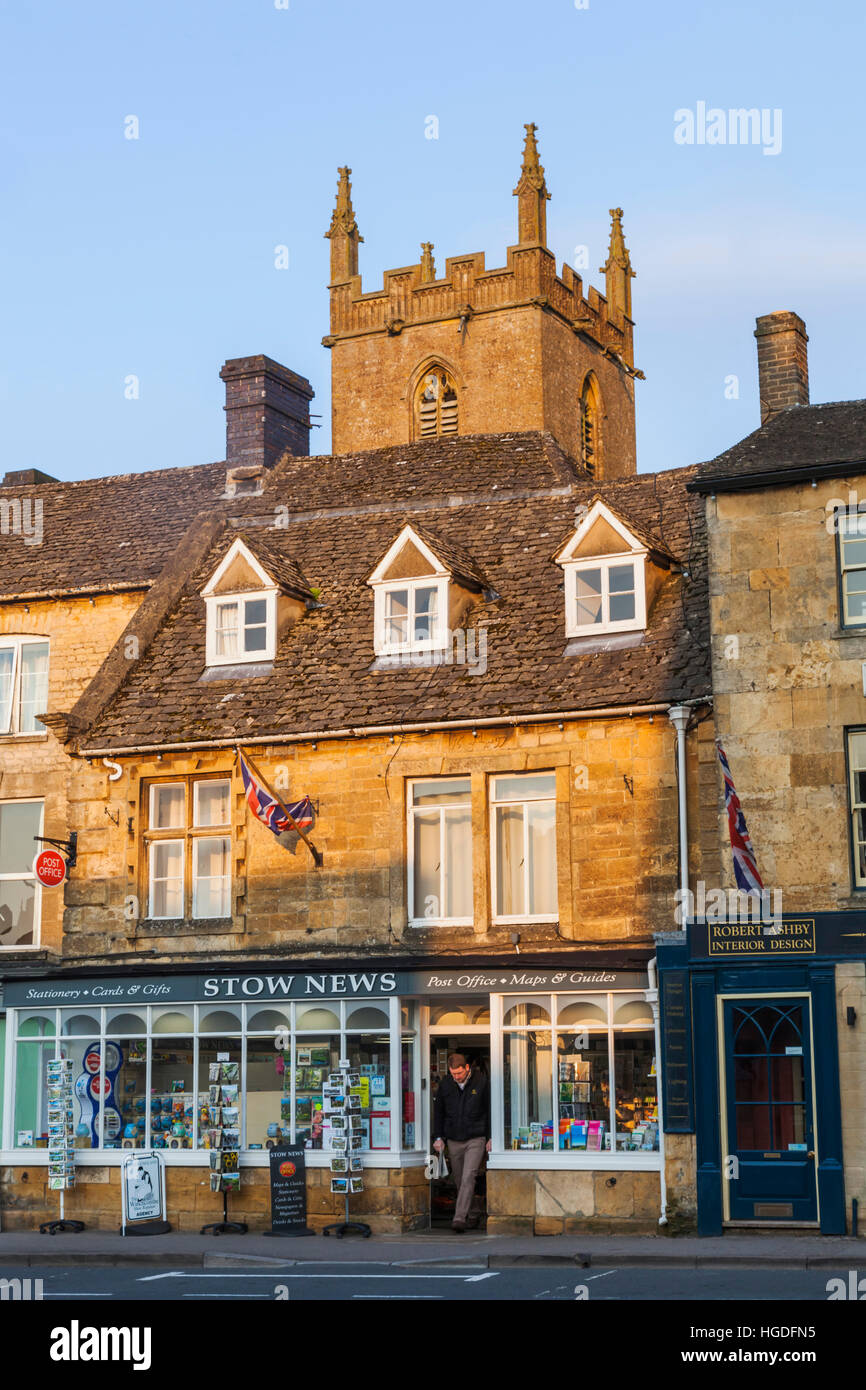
top-left (323, 124), bottom-right (641, 477)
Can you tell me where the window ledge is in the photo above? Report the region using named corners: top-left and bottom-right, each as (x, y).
top-left (0, 732), bottom-right (49, 742)
top-left (134, 917), bottom-right (242, 936)
top-left (369, 651), bottom-right (450, 671)
top-left (563, 630), bottom-right (645, 657)
top-left (199, 662), bottom-right (273, 682)
top-left (488, 1151), bottom-right (661, 1170)
top-left (834, 627), bottom-right (866, 641)
top-left (0, 1148), bottom-right (428, 1167)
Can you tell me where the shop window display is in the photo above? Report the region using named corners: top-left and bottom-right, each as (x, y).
top-left (346, 1034), bottom-right (390, 1151)
top-left (504, 1030), bottom-right (553, 1149)
top-left (196, 1037), bottom-right (240, 1150)
top-left (613, 1030), bottom-right (658, 1151)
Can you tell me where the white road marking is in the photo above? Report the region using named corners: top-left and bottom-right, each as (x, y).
top-left (43, 1292), bottom-right (115, 1298)
top-left (585, 1270), bottom-right (618, 1281)
top-left (139, 1270), bottom-right (498, 1282)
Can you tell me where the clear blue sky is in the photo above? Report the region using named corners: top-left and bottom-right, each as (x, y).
top-left (1, 0), bottom-right (863, 482)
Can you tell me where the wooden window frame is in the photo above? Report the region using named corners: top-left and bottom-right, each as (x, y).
top-left (143, 775), bottom-right (232, 921)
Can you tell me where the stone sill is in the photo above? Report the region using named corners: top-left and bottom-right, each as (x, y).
top-left (0, 1149), bottom-right (428, 1168)
top-left (488, 1152), bottom-right (662, 1171)
top-left (133, 918), bottom-right (243, 937)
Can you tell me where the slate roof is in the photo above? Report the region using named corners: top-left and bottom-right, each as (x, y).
top-left (79, 431), bottom-right (710, 751)
top-left (690, 400), bottom-right (866, 491)
top-left (0, 462), bottom-right (227, 599)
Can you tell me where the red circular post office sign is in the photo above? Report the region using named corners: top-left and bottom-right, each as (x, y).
top-left (33, 849), bottom-right (68, 887)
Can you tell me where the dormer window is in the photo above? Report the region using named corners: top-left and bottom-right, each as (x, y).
top-left (556, 500), bottom-right (658, 638)
top-left (201, 537), bottom-right (308, 668)
top-left (381, 579), bottom-right (447, 653)
top-left (367, 524), bottom-right (485, 659)
top-left (213, 596), bottom-right (270, 659)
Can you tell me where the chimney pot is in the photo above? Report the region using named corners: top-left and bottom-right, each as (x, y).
top-left (754, 311), bottom-right (809, 425)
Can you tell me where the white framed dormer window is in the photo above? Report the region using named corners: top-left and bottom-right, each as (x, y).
top-left (0, 636), bottom-right (49, 735)
top-left (201, 538), bottom-right (279, 667)
top-left (368, 526), bottom-right (451, 656)
top-left (555, 500), bottom-right (649, 638)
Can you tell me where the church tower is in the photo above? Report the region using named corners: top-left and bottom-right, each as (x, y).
top-left (323, 126), bottom-right (641, 477)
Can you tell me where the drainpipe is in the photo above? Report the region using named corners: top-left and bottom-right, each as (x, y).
top-left (667, 705), bottom-right (690, 905)
top-left (647, 955), bottom-right (667, 1227)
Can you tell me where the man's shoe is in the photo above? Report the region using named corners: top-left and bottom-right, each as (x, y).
top-left (452, 1221), bottom-right (467, 1232)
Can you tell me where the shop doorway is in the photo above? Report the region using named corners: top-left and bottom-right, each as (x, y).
top-left (429, 1035), bottom-right (491, 1229)
top-left (721, 997), bottom-right (818, 1224)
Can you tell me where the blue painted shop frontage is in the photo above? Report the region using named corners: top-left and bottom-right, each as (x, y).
top-left (656, 914), bottom-right (866, 1236)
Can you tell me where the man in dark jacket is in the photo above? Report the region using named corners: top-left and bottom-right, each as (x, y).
top-left (433, 1053), bottom-right (491, 1231)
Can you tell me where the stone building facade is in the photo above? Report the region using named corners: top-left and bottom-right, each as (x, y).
top-left (1, 127), bottom-right (724, 1236)
top-left (657, 312), bottom-right (866, 1235)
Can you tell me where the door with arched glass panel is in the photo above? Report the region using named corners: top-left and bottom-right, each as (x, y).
top-left (722, 998), bottom-right (817, 1222)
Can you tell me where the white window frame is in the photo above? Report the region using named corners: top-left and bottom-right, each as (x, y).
top-left (0, 636), bottom-right (50, 736)
top-left (848, 730), bottom-right (866, 888)
top-left (201, 538), bottom-right (280, 667)
top-left (145, 778), bottom-right (231, 921)
top-left (490, 772), bottom-right (558, 924)
top-left (563, 554), bottom-right (646, 636)
top-left (368, 525), bottom-right (452, 657)
top-left (0, 797), bottom-right (44, 949)
top-left (838, 518), bottom-right (866, 628)
top-left (204, 590), bottom-right (277, 666)
top-left (407, 777), bottom-right (473, 927)
top-left (373, 577), bottom-right (449, 656)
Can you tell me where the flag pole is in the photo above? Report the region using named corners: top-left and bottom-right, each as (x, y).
top-left (236, 746), bottom-right (323, 868)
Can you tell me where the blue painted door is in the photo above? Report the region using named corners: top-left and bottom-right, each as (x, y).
top-left (723, 998), bottom-right (818, 1222)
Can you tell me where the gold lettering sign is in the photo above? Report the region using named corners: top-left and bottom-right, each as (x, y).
top-left (707, 919), bottom-right (816, 957)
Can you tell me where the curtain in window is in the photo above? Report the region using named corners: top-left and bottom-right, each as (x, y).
top-left (496, 806), bottom-right (524, 915)
top-left (444, 807), bottom-right (472, 917)
top-left (18, 642), bottom-right (49, 732)
top-left (0, 648), bottom-right (14, 731)
top-left (527, 801), bottom-right (557, 915)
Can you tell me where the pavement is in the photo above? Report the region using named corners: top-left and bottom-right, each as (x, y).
top-left (0, 1226), bottom-right (864, 1269)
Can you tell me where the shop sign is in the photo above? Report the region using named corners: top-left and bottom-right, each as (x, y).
top-left (658, 969), bottom-right (694, 1132)
top-left (32, 849), bottom-right (67, 887)
top-left (706, 918), bottom-right (816, 957)
top-left (4, 964), bottom-right (649, 1010)
top-left (404, 968), bottom-right (649, 994)
top-left (267, 1146), bottom-right (311, 1235)
top-left (121, 1151), bottom-right (166, 1230)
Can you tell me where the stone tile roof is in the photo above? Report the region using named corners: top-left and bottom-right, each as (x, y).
top-left (231, 531), bottom-right (313, 600)
top-left (0, 462), bottom-right (227, 599)
top-left (690, 400), bottom-right (866, 490)
top-left (79, 433), bottom-right (710, 750)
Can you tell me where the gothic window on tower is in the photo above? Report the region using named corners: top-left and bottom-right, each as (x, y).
top-left (415, 369), bottom-right (458, 438)
top-left (580, 376), bottom-right (601, 478)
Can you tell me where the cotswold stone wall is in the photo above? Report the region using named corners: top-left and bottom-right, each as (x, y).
top-left (0, 591), bottom-right (142, 955)
top-left (486, 1167), bottom-right (663, 1235)
top-left (0, 1163), bottom-right (428, 1234)
top-left (60, 713), bottom-right (718, 965)
top-left (707, 478), bottom-right (866, 908)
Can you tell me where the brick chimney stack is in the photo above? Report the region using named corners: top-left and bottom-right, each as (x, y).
top-left (754, 311), bottom-right (810, 425)
top-left (220, 356), bottom-right (314, 488)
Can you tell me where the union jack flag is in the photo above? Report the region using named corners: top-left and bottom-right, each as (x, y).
top-left (238, 751), bottom-right (313, 837)
top-left (717, 742), bottom-right (763, 894)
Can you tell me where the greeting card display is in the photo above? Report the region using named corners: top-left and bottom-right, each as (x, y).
top-left (324, 1060), bottom-right (370, 1238)
top-left (40, 1057), bottom-right (85, 1234)
top-left (200, 1059), bottom-right (247, 1236)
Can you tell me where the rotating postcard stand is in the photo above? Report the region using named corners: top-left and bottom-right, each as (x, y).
top-left (201, 1184), bottom-right (247, 1237)
top-left (201, 1056), bottom-right (247, 1235)
top-left (322, 1059), bottom-right (370, 1239)
top-left (40, 1057), bottom-right (85, 1234)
